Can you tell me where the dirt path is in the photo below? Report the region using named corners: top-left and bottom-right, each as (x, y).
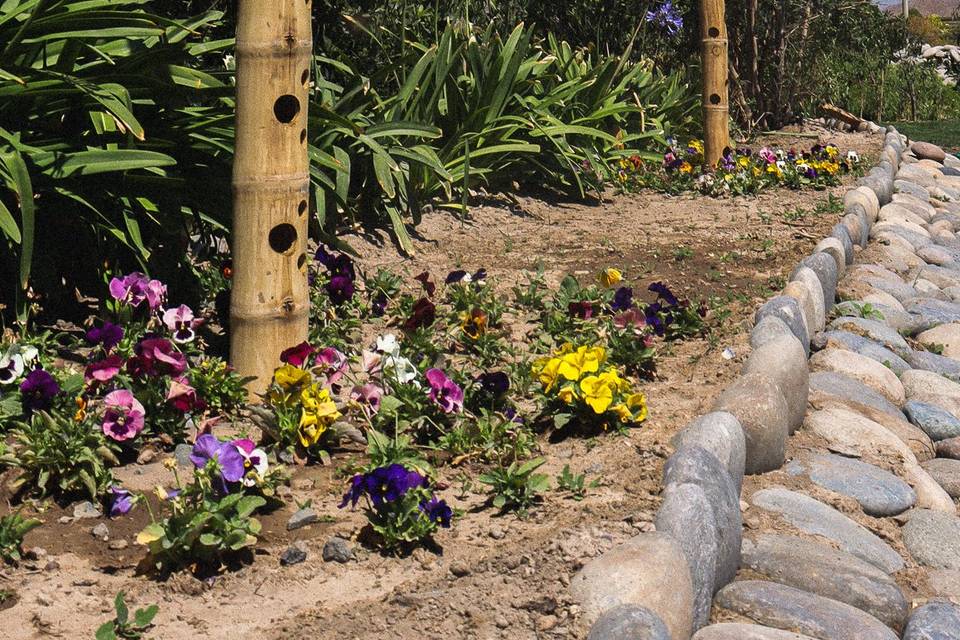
top-left (2, 129), bottom-right (879, 639)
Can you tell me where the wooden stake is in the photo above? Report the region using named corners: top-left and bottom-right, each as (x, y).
top-left (700, 0), bottom-right (729, 168)
top-left (231, 0), bottom-right (312, 394)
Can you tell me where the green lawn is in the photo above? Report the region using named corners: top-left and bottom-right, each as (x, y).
top-left (886, 120), bottom-right (960, 152)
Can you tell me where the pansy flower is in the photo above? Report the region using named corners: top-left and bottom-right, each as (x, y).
top-left (85, 322), bottom-right (124, 352)
top-left (20, 369), bottom-right (61, 413)
top-left (349, 383), bottom-right (383, 418)
top-left (0, 344), bottom-right (38, 385)
top-left (316, 347), bottom-right (348, 387)
top-left (189, 434), bottom-right (245, 491)
top-left (648, 282), bottom-right (678, 307)
top-left (460, 308), bottom-right (488, 340)
top-left (414, 271), bottom-right (436, 297)
top-left (166, 376), bottom-right (203, 413)
top-left (339, 464), bottom-right (425, 509)
top-left (85, 355), bottom-right (124, 384)
top-left (611, 287), bottom-right (634, 312)
top-left (101, 389), bottom-right (145, 441)
top-left (108, 272), bottom-right (166, 310)
top-left (280, 341), bottom-right (316, 367)
top-left (476, 371), bottom-right (510, 395)
top-left (598, 268), bottom-right (622, 288)
top-left (420, 496), bottom-right (453, 528)
top-left (109, 486), bottom-right (135, 518)
top-left (127, 337), bottom-right (187, 378)
top-left (568, 301), bottom-right (594, 320)
top-left (425, 368), bottom-right (464, 414)
top-left (232, 439), bottom-right (269, 487)
top-left (162, 305), bottom-right (202, 344)
top-left (403, 297), bottom-right (436, 331)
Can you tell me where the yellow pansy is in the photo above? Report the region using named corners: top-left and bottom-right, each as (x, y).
top-left (599, 369), bottom-right (629, 393)
top-left (679, 161), bottom-right (693, 174)
top-left (598, 268), bottom-right (622, 288)
top-left (766, 163), bottom-right (781, 178)
top-left (557, 386), bottom-right (578, 405)
top-left (298, 383), bottom-right (341, 447)
top-left (612, 403), bottom-right (633, 423)
top-left (533, 356), bottom-right (563, 392)
top-left (558, 346), bottom-right (605, 381)
top-left (689, 139), bottom-right (704, 155)
top-left (273, 364), bottom-right (310, 390)
top-left (737, 156), bottom-right (749, 168)
top-left (580, 375), bottom-right (613, 414)
top-left (627, 392), bottom-right (648, 423)
top-left (73, 396), bottom-right (87, 422)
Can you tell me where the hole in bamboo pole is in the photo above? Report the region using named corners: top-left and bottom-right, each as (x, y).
top-left (300, 129), bottom-right (307, 145)
top-left (298, 200), bottom-right (308, 216)
top-left (273, 95), bottom-right (301, 124)
top-left (709, 27), bottom-right (720, 38)
top-left (268, 223), bottom-right (298, 254)
top-left (710, 93), bottom-right (721, 105)
top-left (297, 253), bottom-right (307, 271)
top-left (301, 69), bottom-right (310, 86)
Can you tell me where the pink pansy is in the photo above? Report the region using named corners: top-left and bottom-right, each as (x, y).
top-left (316, 347), bottom-right (348, 386)
top-left (758, 147), bottom-right (777, 165)
top-left (350, 383), bottom-right (383, 418)
top-left (85, 355), bottom-right (124, 384)
top-left (166, 376), bottom-right (203, 413)
top-left (108, 272), bottom-right (167, 310)
top-left (232, 439), bottom-right (268, 487)
top-left (127, 337), bottom-right (187, 377)
top-left (162, 305), bottom-right (202, 344)
top-left (101, 389), bottom-right (145, 441)
top-left (361, 350), bottom-right (382, 375)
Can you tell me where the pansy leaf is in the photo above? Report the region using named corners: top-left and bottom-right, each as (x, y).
top-left (234, 495), bottom-right (266, 519)
top-left (95, 622), bottom-right (117, 640)
top-left (114, 591), bottom-right (129, 626)
top-left (133, 605), bottom-right (159, 629)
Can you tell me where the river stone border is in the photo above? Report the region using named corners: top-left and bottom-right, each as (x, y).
top-left (572, 123), bottom-right (940, 639)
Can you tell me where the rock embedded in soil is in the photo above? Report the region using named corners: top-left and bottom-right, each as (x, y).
top-left (906, 401), bottom-right (960, 442)
top-left (916, 323), bottom-right (960, 359)
top-left (808, 371), bottom-right (904, 420)
top-left (287, 507), bottom-right (319, 531)
top-left (107, 539), bottom-right (128, 551)
top-left (902, 373), bottom-right (960, 428)
top-left (903, 509), bottom-right (960, 570)
top-left (661, 446), bottom-right (741, 588)
top-left (928, 569), bottom-right (960, 598)
top-left (790, 454), bottom-right (916, 517)
top-left (586, 605), bottom-right (670, 640)
top-left (815, 238), bottom-right (847, 277)
top-left (755, 297), bottom-right (810, 356)
top-left (906, 350), bottom-right (960, 383)
top-left (905, 299), bottom-right (960, 328)
top-left (827, 317), bottom-right (911, 358)
top-left (174, 443), bottom-right (193, 468)
top-left (749, 487), bottom-right (904, 573)
top-left (740, 535), bottom-right (908, 629)
top-left (280, 545), bottom-right (308, 566)
top-left (750, 315), bottom-right (795, 350)
top-left (911, 141), bottom-right (948, 163)
top-left (671, 412), bottom-right (747, 491)
top-left (791, 266), bottom-right (827, 329)
top-left (712, 373), bottom-right (789, 475)
top-left (742, 333), bottom-right (809, 433)
top-left (655, 482), bottom-right (718, 628)
top-left (322, 537), bottom-right (354, 563)
top-left (936, 436), bottom-right (960, 459)
top-left (692, 623), bottom-right (817, 640)
top-left (72, 502), bottom-right (102, 520)
top-left (783, 281), bottom-right (821, 342)
top-left (920, 458), bottom-right (960, 498)
top-left (90, 523), bottom-right (109, 539)
top-left (570, 532), bottom-right (693, 639)
top-left (831, 224), bottom-right (856, 266)
top-left (903, 601), bottom-right (960, 640)
top-left (808, 349), bottom-right (905, 407)
top-left (793, 253), bottom-right (839, 310)
top-left (811, 330), bottom-right (911, 375)
top-left (714, 580), bottom-right (898, 640)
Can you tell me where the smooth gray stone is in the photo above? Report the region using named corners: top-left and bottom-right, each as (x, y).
top-left (833, 301), bottom-right (924, 335)
top-left (905, 297), bottom-right (960, 328)
top-left (920, 458), bottom-right (960, 498)
top-left (656, 483), bottom-right (718, 628)
top-left (895, 179), bottom-right (932, 201)
top-left (861, 174), bottom-right (894, 205)
top-left (831, 224), bottom-right (856, 265)
top-left (791, 454), bottom-right (916, 516)
top-left (935, 232), bottom-right (960, 251)
top-left (715, 581), bottom-right (898, 640)
top-left (750, 487), bottom-right (905, 573)
top-left (862, 276), bottom-right (919, 303)
top-left (743, 334), bottom-right (809, 434)
top-left (587, 605), bottom-right (670, 640)
top-left (937, 436), bottom-right (960, 459)
top-left (809, 371), bottom-right (905, 420)
top-left (812, 330), bottom-right (911, 374)
top-left (751, 315), bottom-right (796, 350)
top-left (903, 509), bottom-right (960, 570)
top-left (741, 535), bottom-right (909, 629)
top-left (905, 400), bottom-right (960, 441)
top-left (915, 264), bottom-right (960, 290)
top-left (944, 167), bottom-right (960, 177)
top-left (287, 507), bottom-right (319, 531)
top-left (828, 316), bottom-right (911, 358)
top-left (794, 253), bottom-right (838, 310)
top-left (693, 624), bottom-right (817, 640)
top-left (912, 141), bottom-right (947, 163)
top-left (756, 296), bottom-right (810, 355)
top-left (671, 412), bottom-right (747, 491)
top-left (845, 210), bottom-right (870, 247)
top-left (663, 446), bottom-right (741, 588)
top-left (877, 224), bottom-right (934, 251)
top-left (903, 601), bottom-right (960, 640)
top-left (906, 349), bottom-right (960, 382)
top-left (712, 374), bottom-right (789, 475)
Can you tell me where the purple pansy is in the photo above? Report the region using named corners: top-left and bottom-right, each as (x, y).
top-left (648, 282), bottom-right (678, 307)
top-left (108, 272), bottom-right (166, 310)
top-left (189, 434), bottom-right (245, 491)
top-left (476, 371), bottom-right (510, 395)
top-left (101, 389), bottom-right (145, 441)
top-left (19, 369), bottom-right (60, 413)
top-left (127, 337), bottom-right (187, 378)
top-left (611, 287), bottom-right (634, 312)
top-left (316, 347), bottom-right (348, 387)
top-left (568, 301), bottom-right (594, 320)
top-left (420, 496), bottom-right (453, 528)
top-left (414, 271), bottom-right (436, 297)
top-left (403, 297), bottom-right (436, 331)
top-left (425, 368), bottom-right (464, 414)
top-left (162, 305), bottom-right (202, 344)
top-left (85, 355), bottom-right (124, 384)
top-left (109, 486), bottom-right (135, 517)
top-left (85, 322), bottom-right (124, 351)
top-left (339, 464), bottom-right (425, 509)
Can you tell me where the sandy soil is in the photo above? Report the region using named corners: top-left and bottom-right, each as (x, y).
top-left (0, 128), bottom-right (880, 639)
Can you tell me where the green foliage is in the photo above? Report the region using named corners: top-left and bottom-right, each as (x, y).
top-left (436, 409), bottom-right (537, 463)
top-left (95, 592), bottom-right (159, 640)
top-left (478, 457), bottom-right (550, 513)
top-left (888, 120), bottom-right (960, 152)
top-left (0, 511), bottom-right (41, 563)
top-left (365, 429), bottom-right (429, 473)
top-left (3, 411), bottom-right (117, 501)
top-left (187, 357), bottom-right (250, 415)
top-left (555, 464), bottom-right (599, 501)
top-left (362, 483), bottom-right (446, 549)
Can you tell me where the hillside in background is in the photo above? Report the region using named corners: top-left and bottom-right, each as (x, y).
top-left (882, 0), bottom-right (960, 16)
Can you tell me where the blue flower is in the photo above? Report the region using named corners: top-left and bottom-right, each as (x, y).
top-left (611, 287), bottom-right (634, 312)
top-left (645, 2), bottom-right (683, 37)
top-left (420, 496), bottom-right (452, 528)
top-left (648, 282), bottom-right (678, 307)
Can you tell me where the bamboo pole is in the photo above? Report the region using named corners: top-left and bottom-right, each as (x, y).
top-left (700, 0), bottom-right (729, 168)
top-left (231, 0), bottom-right (312, 394)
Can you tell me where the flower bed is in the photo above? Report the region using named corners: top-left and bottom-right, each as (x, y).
top-left (0, 245), bottom-right (708, 569)
top-left (616, 139), bottom-right (864, 196)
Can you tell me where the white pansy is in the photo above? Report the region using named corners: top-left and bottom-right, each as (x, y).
top-left (376, 333), bottom-right (400, 357)
top-left (0, 344), bottom-right (35, 385)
